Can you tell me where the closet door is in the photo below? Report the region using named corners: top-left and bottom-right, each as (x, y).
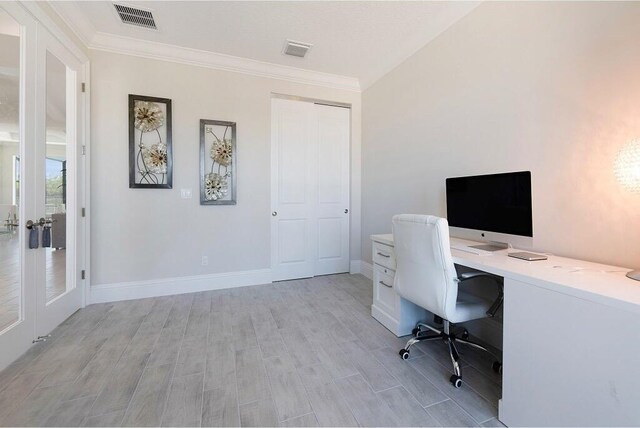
top-left (314, 104), bottom-right (350, 275)
top-left (271, 98), bottom-right (350, 282)
top-left (271, 98), bottom-right (317, 281)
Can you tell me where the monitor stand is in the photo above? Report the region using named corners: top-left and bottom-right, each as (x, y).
top-left (469, 241), bottom-right (509, 252)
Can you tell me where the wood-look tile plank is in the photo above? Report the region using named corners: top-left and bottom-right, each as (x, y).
top-left (204, 340), bottom-right (236, 391)
top-left (239, 398), bottom-right (278, 427)
top-left (174, 339), bottom-right (207, 378)
top-left (82, 410), bottom-right (125, 427)
top-left (235, 348), bottom-right (270, 405)
top-left (279, 328), bottom-right (321, 368)
top-left (481, 417), bottom-right (507, 427)
top-left (304, 383), bottom-right (358, 427)
top-left (340, 341), bottom-right (399, 392)
top-left (88, 352), bottom-right (150, 417)
top-left (121, 364), bottom-right (173, 427)
top-left (268, 370), bottom-right (312, 422)
top-left (43, 395), bottom-right (97, 427)
top-left (1, 383), bottom-right (69, 427)
top-left (377, 386), bottom-right (440, 427)
top-left (409, 355), bottom-right (497, 424)
top-left (372, 347), bottom-right (446, 407)
top-left (202, 384), bottom-right (240, 427)
top-left (279, 412), bottom-right (319, 427)
top-left (297, 364), bottom-right (333, 390)
top-left (161, 373), bottom-right (204, 427)
top-left (334, 374), bottom-right (398, 427)
top-left (426, 399), bottom-right (479, 427)
top-left (0, 369), bottom-right (49, 421)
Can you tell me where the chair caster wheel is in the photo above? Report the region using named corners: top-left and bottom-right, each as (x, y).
top-left (461, 330), bottom-right (469, 340)
top-left (450, 375), bottom-right (463, 388)
top-left (492, 361), bottom-right (502, 374)
top-left (399, 349), bottom-right (410, 360)
top-left (411, 327), bottom-right (420, 337)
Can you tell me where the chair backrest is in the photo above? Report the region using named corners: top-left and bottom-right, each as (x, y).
top-left (392, 214), bottom-right (459, 321)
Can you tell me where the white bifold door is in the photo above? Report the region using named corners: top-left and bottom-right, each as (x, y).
top-left (271, 98), bottom-right (350, 281)
top-left (0, 3), bottom-right (86, 370)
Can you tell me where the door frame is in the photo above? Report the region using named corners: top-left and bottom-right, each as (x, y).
top-left (270, 93), bottom-right (353, 282)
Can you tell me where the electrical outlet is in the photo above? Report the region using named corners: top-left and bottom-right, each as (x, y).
top-left (201, 256), bottom-right (208, 266)
top-left (181, 189), bottom-right (192, 199)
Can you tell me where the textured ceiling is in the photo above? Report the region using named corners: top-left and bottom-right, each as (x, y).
top-left (52, 1), bottom-right (479, 88)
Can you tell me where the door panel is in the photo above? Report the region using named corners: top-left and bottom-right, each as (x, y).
top-left (271, 98), bottom-right (316, 281)
top-left (0, 4), bottom-right (38, 370)
top-left (35, 31), bottom-right (82, 336)
top-left (315, 104), bottom-right (350, 275)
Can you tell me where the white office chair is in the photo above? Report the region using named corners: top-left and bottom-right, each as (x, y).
top-left (392, 214), bottom-right (502, 388)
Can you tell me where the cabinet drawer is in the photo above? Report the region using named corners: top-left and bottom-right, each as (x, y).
top-left (373, 241), bottom-right (396, 270)
top-left (373, 264), bottom-right (396, 317)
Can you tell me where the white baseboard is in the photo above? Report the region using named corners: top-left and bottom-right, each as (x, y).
top-left (360, 261), bottom-right (373, 279)
top-left (88, 268), bottom-right (272, 304)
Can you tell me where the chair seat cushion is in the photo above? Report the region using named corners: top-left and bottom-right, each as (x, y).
top-left (448, 290), bottom-right (494, 324)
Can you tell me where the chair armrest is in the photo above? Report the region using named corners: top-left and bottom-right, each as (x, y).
top-left (458, 272), bottom-right (502, 284)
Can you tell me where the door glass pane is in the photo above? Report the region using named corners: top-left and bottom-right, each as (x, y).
top-left (45, 50), bottom-right (68, 303)
top-left (0, 9), bottom-right (21, 330)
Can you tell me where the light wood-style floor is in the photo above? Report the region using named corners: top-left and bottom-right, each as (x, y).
top-left (0, 274), bottom-right (504, 427)
top-left (0, 236), bottom-right (66, 331)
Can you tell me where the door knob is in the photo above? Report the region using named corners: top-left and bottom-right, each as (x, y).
top-left (272, 211), bottom-right (278, 216)
top-left (344, 209), bottom-right (349, 214)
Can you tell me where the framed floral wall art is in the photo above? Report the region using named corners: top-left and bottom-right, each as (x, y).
top-left (129, 94), bottom-right (173, 188)
top-left (200, 119), bottom-right (236, 205)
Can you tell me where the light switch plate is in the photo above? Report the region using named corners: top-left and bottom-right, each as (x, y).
top-left (181, 189), bottom-right (192, 199)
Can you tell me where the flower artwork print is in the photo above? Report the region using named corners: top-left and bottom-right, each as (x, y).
top-left (200, 120), bottom-right (236, 205)
top-left (129, 95), bottom-right (172, 188)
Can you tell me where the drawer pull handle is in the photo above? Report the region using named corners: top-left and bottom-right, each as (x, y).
top-left (379, 280), bottom-right (393, 288)
top-left (377, 252), bottom-right (391, 258)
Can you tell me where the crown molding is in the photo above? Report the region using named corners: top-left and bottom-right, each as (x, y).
top-left (88, 32), bottom-right (360, 92)
top-left (20, 2), bottom-right (89, 63)
top-left (47, 2), bottom-right (360, 91)
top-left (47, 1), bottom-right (95, 48)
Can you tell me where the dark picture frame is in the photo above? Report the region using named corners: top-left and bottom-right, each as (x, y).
top-left (129, 94), bottom-right (173, 188)
top-left (199, 119), bottom-right (237, 205)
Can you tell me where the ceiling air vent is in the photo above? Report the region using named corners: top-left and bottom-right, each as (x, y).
top-left (282, 40), bottom-right (312, 58)
top-left (114, 3), bottom-right (157, 30)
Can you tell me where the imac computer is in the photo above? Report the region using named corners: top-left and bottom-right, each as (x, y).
top-left (445, 171), bottom-right (533, 251)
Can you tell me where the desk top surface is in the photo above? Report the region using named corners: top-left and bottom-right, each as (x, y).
top-left (371, 233), bottom-right (640, 314)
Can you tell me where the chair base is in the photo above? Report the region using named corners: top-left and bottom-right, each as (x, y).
top-left (399, 320), bottom-right (502, 388)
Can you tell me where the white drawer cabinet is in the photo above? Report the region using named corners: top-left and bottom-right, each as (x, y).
top-left (372, 241), bottom-right (396, 270)
top-left (373, 264), bottom-right (397, 318)
top-left (370, 234), bottom-right (427, 336)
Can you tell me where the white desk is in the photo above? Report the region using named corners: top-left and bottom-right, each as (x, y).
top-left (370, 233), bottom-right (640, 427)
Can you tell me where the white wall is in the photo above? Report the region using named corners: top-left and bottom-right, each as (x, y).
top-left (362, 1), bottom-right (640, 269)
top-left (89, 50), bottom-right (361, 288)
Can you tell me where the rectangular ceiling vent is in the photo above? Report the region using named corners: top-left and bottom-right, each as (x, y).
top-left (283, 40), bottom-right (312, 58)
top-left (114, 3), bottom-right (157, 30)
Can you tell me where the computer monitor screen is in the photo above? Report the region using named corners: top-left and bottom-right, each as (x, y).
top-left (446, 171), bottom-right (533, 237)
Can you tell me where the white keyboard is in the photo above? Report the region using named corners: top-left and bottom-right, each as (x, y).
top-left (450, 242), bottom-right (493, 256)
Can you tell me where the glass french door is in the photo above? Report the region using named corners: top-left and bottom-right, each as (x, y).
top-left (0, 3), bottom-right (85, 370)
top-left (34, 26), bottom-right (83, 337)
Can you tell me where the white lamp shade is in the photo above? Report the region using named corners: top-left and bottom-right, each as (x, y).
top-left (615, 139), bottom-right (640, 193)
